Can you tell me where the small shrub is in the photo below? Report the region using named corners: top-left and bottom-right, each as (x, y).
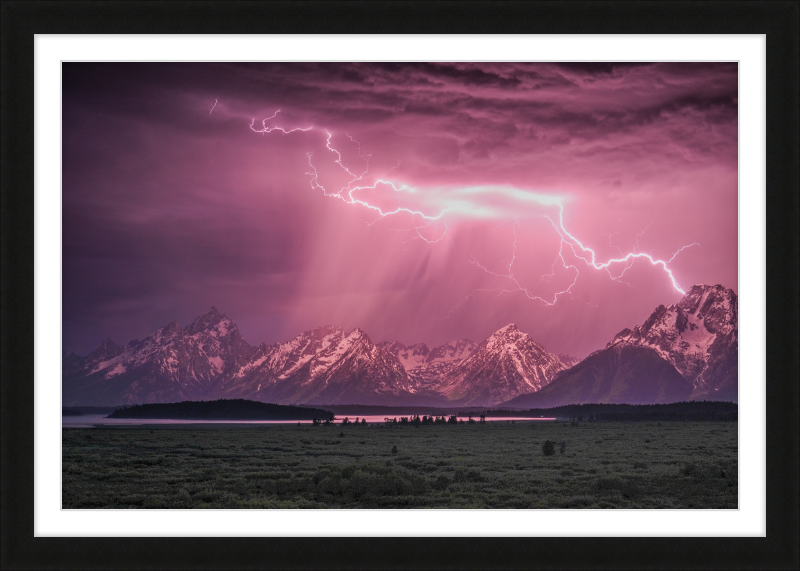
top-left (559, 442), bottom-right (567, 454)
top-left (542, 440), bottom-right (556, 456)
top-left (432, 475), bottom-right (450, 490)
top-left (391, 445), bottom-right (398, 455)
top-left (454, 468), bottom-right (485, 483)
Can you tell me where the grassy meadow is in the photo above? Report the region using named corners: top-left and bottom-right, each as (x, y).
top-left (62, 421), bottom-right (737, 509)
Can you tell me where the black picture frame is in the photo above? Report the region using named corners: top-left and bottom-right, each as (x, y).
top-left (2, 1), bottom-right (798, 569)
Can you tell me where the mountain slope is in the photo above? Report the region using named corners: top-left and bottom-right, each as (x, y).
top-left (606, 284), bottom-right (737, 400)
top-left (557, 353), bottom-right (580, 369)
top-left (438, 324), bottom-right (567, 406)
top-left (62, 308), bottom-right (255, 405)
top-left (502, 343), bottom-right (693, 408)
top-left (221, 327), bottom-right (418, 405)
top-left (64, 285), bottom-right (735, 407)
top-left (378, 338), bottom-right (478, 392)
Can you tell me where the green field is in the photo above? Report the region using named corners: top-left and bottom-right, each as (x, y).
top-left (62, 421), bottom-right (737, 509)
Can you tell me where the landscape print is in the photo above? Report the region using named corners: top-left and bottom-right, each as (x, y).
top-left (62, 63), bottom-right (738, 509)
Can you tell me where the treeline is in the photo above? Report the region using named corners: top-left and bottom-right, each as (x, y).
top-left (381, 415), bottom-right (490, 427)
top-left (62, 405), bottom-right (119, 415)
top-left (387, 415), bottom-right (459, 426)
top-left (107, 399), bottom-right (334, 421)
top-left (459, 401), bottom-right (737, 422)
top-left (310, 415), bottom-right (490, 427)
top-left (323, 405), bottom-right (462, 416)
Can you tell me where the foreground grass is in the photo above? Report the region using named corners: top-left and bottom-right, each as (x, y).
top-left (62, 421), bottom-right (737, 508)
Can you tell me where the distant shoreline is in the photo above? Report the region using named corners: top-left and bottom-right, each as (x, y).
top-left (106, 399), bottom-right (334, 421)
top-left (66, 399), bottom-right (737, 423)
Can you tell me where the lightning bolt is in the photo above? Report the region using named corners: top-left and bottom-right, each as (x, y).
top-left (547, 206), bottom-right (698, 295)
top-left (209, 99), bottom-right (218, 115)
top-left (250, 110), bottom-right (314, 135)
top-left (305, 132), bottom-right (449, 243)
top-left (633, 220), bottom-right (653, 252)
top-left (248, 110), bottom-right (699, 310)
top-left (455, 213), bottom-right (697, 316)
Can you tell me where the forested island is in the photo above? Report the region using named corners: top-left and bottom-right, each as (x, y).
top-left (107, 399), bottom-right (334, 421)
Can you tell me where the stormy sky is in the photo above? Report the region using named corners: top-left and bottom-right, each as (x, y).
top-left (62, 62), bottom-right (738, 358)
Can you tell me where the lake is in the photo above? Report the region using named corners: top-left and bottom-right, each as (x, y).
top-left (62, 414), bottom-right (556, 428)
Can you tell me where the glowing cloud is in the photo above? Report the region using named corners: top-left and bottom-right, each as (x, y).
top-left (250, 111), bottom-right (698, 306)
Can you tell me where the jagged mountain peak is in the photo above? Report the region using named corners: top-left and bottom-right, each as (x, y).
top-left (678, 283), bottom-right (734, 306)
top-left (493, 323), bottom-right (520, 336)
top-left (675, 284), bottom-right (737, 335)
top-left (482, 323), bottom-right (545, 354)
top-left (82, 338), bottom-right (125, 365)
top-left (295, 325), bottom-right (344, 340)
top-left (440, 325), bottom-right (566, 406)
top-left (377, 340), bottom-right (433, 372)
top-left (185, 306), bottom-right (234, 335)
top-left (92, 337), bottom-right (121, 353)
top-left (605, 283), bottom-right (737, 398)
top-left (426, 339), bottom-right (475, 364)
top-left (347, 327), bottom-right (368, 339)
top-left (160, 320), bottom-right (183, 334)
top-left (557, 353), bottom-right (579, 369)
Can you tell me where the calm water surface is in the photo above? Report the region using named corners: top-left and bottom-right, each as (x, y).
top-left (62, 414), bottom-right (556, 428)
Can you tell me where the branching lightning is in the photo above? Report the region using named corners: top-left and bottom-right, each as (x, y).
top-left (250, 110), bottom-right (313, 135)
top-left (249, 110), bottom-right (699, 312)
top-left (303, 129), bottom-right (448, 243)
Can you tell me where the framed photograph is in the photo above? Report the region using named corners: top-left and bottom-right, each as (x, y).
top-left (3, 1), bottom-right (798, 569)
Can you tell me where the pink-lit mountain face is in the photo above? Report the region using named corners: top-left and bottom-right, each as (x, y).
top-left (62, 284), bottom-right (737, 408)
top-left (62, 310), bottom-right (567, 407)
top-left (438, 324), bottom-right (569, 406)
top-left (503, 284), bottom-right (738, 408)
top-left (605, 284), bottom-right (737, 400)
top-left (62, 308), bottom-right (255, 405)
top-left (217, 326), bottom-right (417, 406)
top-left (377, 338), bottom-right (479, 392)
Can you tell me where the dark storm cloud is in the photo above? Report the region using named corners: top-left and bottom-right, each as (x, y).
top-left (553, 62), bottom-right (655, 75)
top-left (62, 62), bottom-right (738, 357)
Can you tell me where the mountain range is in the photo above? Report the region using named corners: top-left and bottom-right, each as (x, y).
top-left (504, 284), bottom-right (738, 408)
top-left (63, 284), bottom-right (737, 407)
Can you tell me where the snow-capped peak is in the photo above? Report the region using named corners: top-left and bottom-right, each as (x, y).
top-left (606, 284), bottom-right (737, 390)
top-left (186, 306), bottom-right (231, 335)
top-left (439, 324), bottom-right (567, 406)
top-left (493, 323), bottom-right (519, 336)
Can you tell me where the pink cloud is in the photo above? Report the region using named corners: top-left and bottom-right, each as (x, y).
top-left (62, 63), bottom-right (737, 360)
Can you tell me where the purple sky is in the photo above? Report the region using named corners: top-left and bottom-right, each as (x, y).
top-left (62, 63), bottom-right (738, 358)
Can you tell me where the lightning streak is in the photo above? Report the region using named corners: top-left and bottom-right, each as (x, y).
top-left (250, 110), bottom-right (313, 135)
top-left (547, 206), bottom-right (698, 294)
top-left (249, 110), bottom-right (699, 308)
top-left (209, 99), bottom-right (218, 115)
top-left (305, 130), bottom-right (448, 243)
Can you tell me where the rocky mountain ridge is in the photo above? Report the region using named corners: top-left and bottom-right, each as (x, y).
top-left (501, 283), bottom-right (738, 408)
top-left (63, 313), bottom-right (567, 407)
top-left (63, 284), bottom-right (737, 407)
top-left (605, 284), bottom-right (737, 400)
